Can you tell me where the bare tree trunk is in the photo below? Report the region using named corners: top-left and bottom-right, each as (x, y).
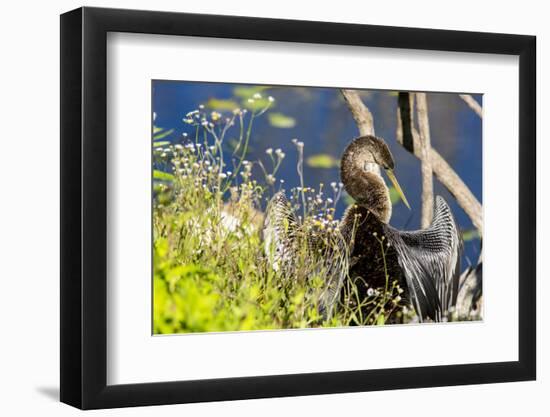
top-left (396, 92), bottom-right (483, 234)
top-left (459, 94), bottom-right (483, 118)
top-left (341, 90), bottom-right (375, 136)
top-left (415, 93), bottom-right (434, 228)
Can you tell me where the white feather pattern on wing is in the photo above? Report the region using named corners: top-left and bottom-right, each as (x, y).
top-left (385, 196), bottom-right (462, 321)
top-left (262, 191), bottom-right (299, 272)
top-left (262, 191), bottom-right (349, 319)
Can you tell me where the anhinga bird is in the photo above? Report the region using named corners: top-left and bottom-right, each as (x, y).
top-left (263, 135), bottom-right (462, 322)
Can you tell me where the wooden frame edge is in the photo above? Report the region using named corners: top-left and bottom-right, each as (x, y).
top-left (60, 6), bottom-right (536, 410)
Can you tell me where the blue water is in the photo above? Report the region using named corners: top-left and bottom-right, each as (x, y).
top-left (152, 80), bottom-right (482, 266)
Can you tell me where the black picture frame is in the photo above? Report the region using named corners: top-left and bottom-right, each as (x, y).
top-left (60, 6), bottom-right (536, 410)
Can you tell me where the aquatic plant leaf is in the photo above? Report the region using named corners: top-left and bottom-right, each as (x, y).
top-left (388, 186), bottom-right (401, 205)
top-left (206, 98), bottom-right (240, 111)
top-left (462, 229), bottom-right (481, 242)
top-left (306, 154), bottom-right (339, 169)
top-left (153, 128), bottom-right (174, 141)
top-left (268, 112), bottom-right (296, 128)
top-left (153, 126), bottom-right (164, 134)
top-left (233, 85), bottom-right (269, 98)
top-left (387, 186), bottom-right (412, 206)
top-left (153, 170), bottom-right (175, 182)
top-left (243, 97), bottom-right (271, 111)
top-left (153, 141), bottom-right (170, 148)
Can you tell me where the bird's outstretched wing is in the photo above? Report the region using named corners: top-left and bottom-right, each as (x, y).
top-left (385, 196), bottom-right (462, 321)
top-left (315, 227), bottom-right (350, 319)
top-left (263, 191), bottom-right (299, 272)
top-left (262, 191), bottom-right (349, 319)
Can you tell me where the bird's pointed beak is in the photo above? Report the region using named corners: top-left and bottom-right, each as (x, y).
top-left (386, 169), bottom-right (411, 210)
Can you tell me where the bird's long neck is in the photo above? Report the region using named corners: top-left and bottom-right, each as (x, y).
top-left (340, 154), bottom-right (392, 224)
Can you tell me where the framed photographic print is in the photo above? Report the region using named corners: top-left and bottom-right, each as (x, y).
top-left (60, 6), bottom-right (536, 410)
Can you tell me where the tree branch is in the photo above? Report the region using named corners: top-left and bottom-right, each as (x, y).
top-left (341, 89), bottom-right (375, 136)
top-left (397, 92), bottom-right (483, 234)
top-left (459, 94), bottom-right (482, 118)
top-left (415, 93), bottom-right (434, 228)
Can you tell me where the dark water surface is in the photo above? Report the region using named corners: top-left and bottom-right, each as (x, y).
top-left (152, 81), bottom-right (482, 266)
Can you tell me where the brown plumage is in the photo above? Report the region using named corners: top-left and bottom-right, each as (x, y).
top-left (340, 205), bottom-right (403, 302)
top-left (339, 136), bottom-right (461, 322)
top-left (263, 135), bottom-right (462, 323)
top-left (340, 136), bottom-right (393, 223)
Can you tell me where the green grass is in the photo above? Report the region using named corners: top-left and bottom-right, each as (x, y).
top-left (152, 97), bottom-right (408, 334)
